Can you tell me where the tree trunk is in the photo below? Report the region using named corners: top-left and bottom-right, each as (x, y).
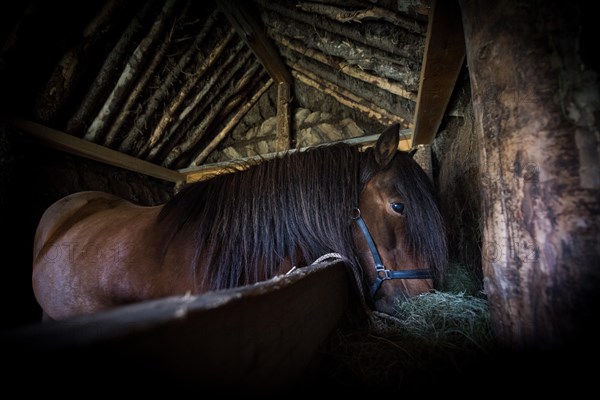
top-left (460, 0), bottom-right (600, 349)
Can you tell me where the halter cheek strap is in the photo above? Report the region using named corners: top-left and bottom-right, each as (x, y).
top-left (352, 208), bottom-right (432, 298)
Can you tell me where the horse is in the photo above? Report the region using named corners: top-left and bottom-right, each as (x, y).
top-left (31, 123), bottom-right (447, 320)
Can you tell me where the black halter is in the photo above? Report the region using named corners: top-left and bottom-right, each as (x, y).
top-left (352, 208), bottom-right (432, 298)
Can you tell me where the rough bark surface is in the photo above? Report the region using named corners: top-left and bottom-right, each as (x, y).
top-left (461, 0), bottom-right (600, 348)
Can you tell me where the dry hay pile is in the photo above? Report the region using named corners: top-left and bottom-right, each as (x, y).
top-left (309, 262), bottom-right (496, 393)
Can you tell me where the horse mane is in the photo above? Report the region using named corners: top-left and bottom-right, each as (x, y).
top-left (157, 142), bottom-right (447, 292)
top-left (158, 143), bottom-right (365, 291)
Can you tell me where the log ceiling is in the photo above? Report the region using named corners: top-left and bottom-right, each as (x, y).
top-left (0, 0), bottom-right (465, 185)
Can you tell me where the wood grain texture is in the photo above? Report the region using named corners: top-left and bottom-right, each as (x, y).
top-left (2, 260), bottom-right (350, 393)
top-left (461, 0), bottom-right (600, 348)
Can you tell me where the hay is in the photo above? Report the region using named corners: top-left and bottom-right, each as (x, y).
top-left (310, 263), bottom-right (496, 391)
top-left (442, 261), bottom-right (484, 295)
top-left (380, 291), bottom-right (493, 351)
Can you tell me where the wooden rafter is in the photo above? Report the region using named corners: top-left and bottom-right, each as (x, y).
top-left (411, 0), bottom-right (465, 146)
top-left (188, 78), bottom-right (274, 167)
top-left (292, 68), bottom-right (410, 128)
top-left (216, 0), bottom-right (292, 85)
top-left (271, 34), bottom-right (417, 101)
top-left (10, 118), bottom-right (183, 184)
top-left (216, 0), bottom-right (294, 155)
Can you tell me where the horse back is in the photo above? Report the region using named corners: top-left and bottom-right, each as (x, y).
top-left (33, 191), bottom-right (129, 261)
top-left (31, 191), bottom-right (175, 319)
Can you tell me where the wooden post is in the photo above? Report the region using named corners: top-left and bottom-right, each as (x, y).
top-left (276, 82), bottom-right (292, 152)
top-left (460, 0), bottom-right (600, 348)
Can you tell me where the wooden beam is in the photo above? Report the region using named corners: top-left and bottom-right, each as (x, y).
top-left (411, 0), bottom-right (465, 146)
top-left (10, 117), bottom-right (184, 184)
top-left (216, 0), bottom-right (292, 85)
top-left (181, 130), bottom-right (413, 184)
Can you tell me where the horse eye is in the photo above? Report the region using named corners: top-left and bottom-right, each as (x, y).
top-left (391, 202), bottom-right (405, 214)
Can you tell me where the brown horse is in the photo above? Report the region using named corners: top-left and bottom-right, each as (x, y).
top-left (32, 124), bottom-right (447, 320)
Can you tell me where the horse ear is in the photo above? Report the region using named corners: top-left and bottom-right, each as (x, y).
top-left (375, 123), bottom-right (400, 167)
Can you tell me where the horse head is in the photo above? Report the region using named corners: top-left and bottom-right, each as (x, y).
top-left (354, 124), bottom-right (447, 315)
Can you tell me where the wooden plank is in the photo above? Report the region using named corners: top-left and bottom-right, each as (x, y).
top-left (2, 260), bottom-right (349, 393)
top-left (216, 0), bottom-right (292, 85)
top-left (411, 0), bottom-right (465, 146)
top-left (10, 117), bottom-right (184, 184)
top-left (181, 130), bottom-right (413, 184)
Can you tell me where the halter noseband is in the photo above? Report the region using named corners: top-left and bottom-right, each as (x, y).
top-left (352, 208), bottom-right (432, 298)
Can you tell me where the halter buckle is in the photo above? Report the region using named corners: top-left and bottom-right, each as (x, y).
top-left (377, 268), bottom-right (392, 281)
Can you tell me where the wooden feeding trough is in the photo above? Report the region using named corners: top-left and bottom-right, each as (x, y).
top-left (2, 259), bottom-right (351, 394)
